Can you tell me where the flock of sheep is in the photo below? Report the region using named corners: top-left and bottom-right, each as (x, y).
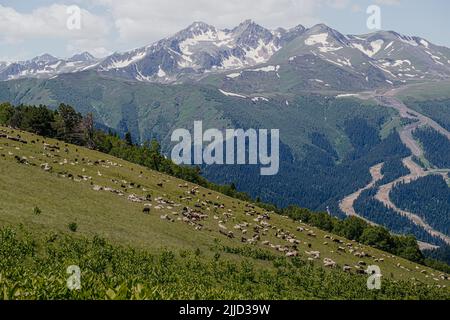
top-left (1, 127), bottom-right (449, 286)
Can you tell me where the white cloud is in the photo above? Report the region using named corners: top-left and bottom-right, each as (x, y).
top-left (375, 0), bottom-right (401, 6)
top-left (0, 4), bottom-right (110, 44)
top-left (96, 0), bottom-right (329, 44)
top-left (0, 0), bottom-right (406, 60)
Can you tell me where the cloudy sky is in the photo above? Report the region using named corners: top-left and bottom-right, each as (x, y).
top-left (0, 0), bottom-right (449, 61)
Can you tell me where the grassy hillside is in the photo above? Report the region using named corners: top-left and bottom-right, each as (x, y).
top-left (1, 126), bottom-right (449, 299)
top-left (396, 81), bottom-right (450, 102)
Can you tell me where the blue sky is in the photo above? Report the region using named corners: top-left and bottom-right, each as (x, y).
top-left (0, 0), bottom-right (449, 61)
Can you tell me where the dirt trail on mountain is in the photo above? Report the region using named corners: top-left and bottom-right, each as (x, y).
top-left (339, 163), bottom-right (383, 225)
top-left (340, 87), bottom-right (450, 246)
top-left (375, 157), bottom-right (450, 245)
top-left (384, 88), bottom-right (450, 141)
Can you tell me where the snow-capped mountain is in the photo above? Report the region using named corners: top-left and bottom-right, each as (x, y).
top-left (2, 21), bottom-right (450, 86)
top-left (348, 31), bottom-right (450, 81)
top-left (268, 23), bottom-right (450, 87)
top-left (68, 52), bottom-right (97, 63)
top-left (97, 20), bottom-right (302, 83)
top-left (0, 52), bottom-right (100, 81)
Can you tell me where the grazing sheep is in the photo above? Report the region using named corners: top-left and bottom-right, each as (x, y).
top-left (143, 208), bottom-right (151, 214)
top-left (286, 251), bottom-right (299, 257)
top-left (40, 163), bottom-right (52, 171)
top-left (343, 266), bottom-right (352, 272)
top-left (306, 251), bottom-right (320, 259)
top-left (219, 229), bottom-right (235, 239)
top-left (160, 215), bottom-right (175, 222)
top-left (323, 258), bottom-right (337, 268)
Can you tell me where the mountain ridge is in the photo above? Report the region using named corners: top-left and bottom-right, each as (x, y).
top-left (2, 21), bottom-right (450, 86)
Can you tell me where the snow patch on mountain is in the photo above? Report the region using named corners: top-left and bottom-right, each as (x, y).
top-left (219, 89), bottom-right (246, 98)
top-left (251, 97), bottom-right (269, 102)
top-left (103, 51), bottom-right (147, 70)
top-left (352, 40), bottom-right (384, 57)
top-left (250, 65), bottom-right (280, 72)
top-left (226, 72), bottom-right (242, 78)
top-left (305, 33), bottom-right (342, 53)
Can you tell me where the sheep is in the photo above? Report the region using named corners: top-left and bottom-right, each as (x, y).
top-left (286, 251), bottom-right (299, 257)
top-left (40, 163), bottom-right (52, 172)
top-left (143, 207), bottom-right (151, 215)
top-left (306, 251), bottom-right (320, 259)
top-left (343, 266), bottom-right (352, 272)
top-left (160, 215), bottom-right (175, 222)
top-left (323, 258), bottom-right (337, 268)
top-left (219, 229), bottom-right (234, 239)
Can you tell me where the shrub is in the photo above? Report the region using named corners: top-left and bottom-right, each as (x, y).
top-left (68, 222), bottom-right (78, 232)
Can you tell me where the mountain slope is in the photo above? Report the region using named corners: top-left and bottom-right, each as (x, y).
top-left (1, 126), bottom-right (450, 297)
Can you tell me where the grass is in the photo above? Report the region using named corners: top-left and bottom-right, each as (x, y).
top-left (0, 126), bottom-right (449, 297)
top-left (395, 81), bottom-right (450, 102)
top-left (1, 226), bottom-right (449, 300)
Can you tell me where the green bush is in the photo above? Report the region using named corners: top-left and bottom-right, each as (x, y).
top-left (68, 222), bottom-right (78, 233)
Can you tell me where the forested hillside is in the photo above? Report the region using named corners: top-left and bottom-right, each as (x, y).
top-left (391, 175), bottom-right (450, 236)
top-left (413, 127), bottom-right (450, 168)
top-left (354, 188), bottom-right (445, 247)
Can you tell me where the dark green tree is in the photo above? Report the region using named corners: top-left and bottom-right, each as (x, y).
top-left (0, 102), bottom-right (14, 125)
top-left (125, 132), bottom-right (133, 146)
